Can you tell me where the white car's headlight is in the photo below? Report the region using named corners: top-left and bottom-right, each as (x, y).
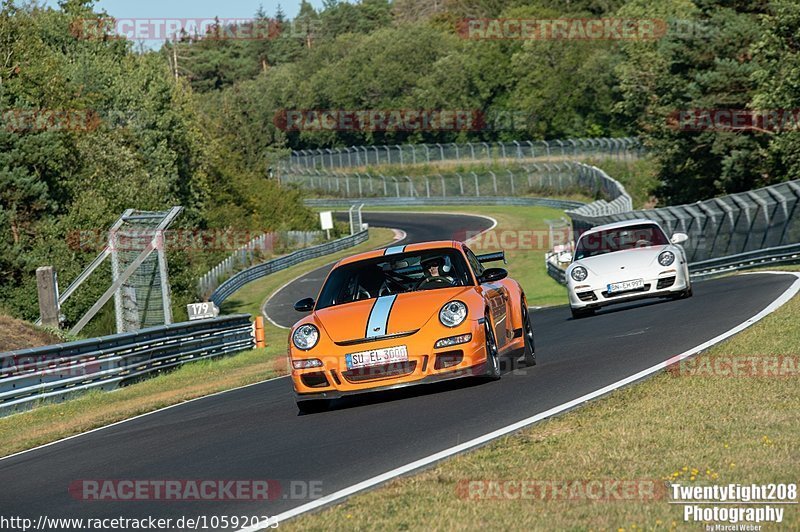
top-left (439, 301), bottom-right (468, 328)
top-left (292, 324), bottom-right (319, 350)
top-left (571, 266), bottom-right (588, 282)
top-left (658, 251), bottom-right (675, 266)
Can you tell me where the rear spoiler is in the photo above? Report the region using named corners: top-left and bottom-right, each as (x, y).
top-left (476, 251), bottom-right (506, 264)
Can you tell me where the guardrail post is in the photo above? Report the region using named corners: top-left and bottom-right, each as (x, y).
top-left (472, 172), bottom-right (480, 197)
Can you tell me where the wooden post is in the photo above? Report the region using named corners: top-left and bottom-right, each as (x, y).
top-left (36, 266), bottom-right (60, 328)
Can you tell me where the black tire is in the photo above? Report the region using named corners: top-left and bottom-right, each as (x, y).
top-left (571, 307), bottom-right (594, 319)
top-left (672, 284), bottom-right (693, 300)
top-left (297, 399), bottom-right (329, 415)
top-left (521, 302), bottom-right (536, 366)
top-left (483, 317), bottom-right (501, 380)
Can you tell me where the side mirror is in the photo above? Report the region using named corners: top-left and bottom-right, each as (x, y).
top-left (559, 252), bottom-right (573, 264)
top-left (294, 298), bottom-right (315, 312)
top-left (671, 232), bottom-right (689, 245)
top-left (480, 268), bottom-right (508, 283)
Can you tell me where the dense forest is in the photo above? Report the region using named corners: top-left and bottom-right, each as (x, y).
top-left (1, 0), bottom-right (798, 326)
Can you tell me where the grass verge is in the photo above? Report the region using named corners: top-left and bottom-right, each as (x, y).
top-left (286, 270), bottom-right (800, 531)
top-left (0, 227), bottom-right (397, 458)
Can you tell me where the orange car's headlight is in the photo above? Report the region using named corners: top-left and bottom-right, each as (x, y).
top-left (439, 301), bottom-right (468, 327)
top-left (292, 324), bottom-right (320, 350)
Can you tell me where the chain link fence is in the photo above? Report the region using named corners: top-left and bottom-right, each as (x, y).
top-left (285, 137), bottom-right (643, 171)
top-left (283, 161), bottom-right (628, 200)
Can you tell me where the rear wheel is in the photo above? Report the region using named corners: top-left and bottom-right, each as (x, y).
top-left (483, 317), bottom-right (501, 380)
top-left (521, 303), bottom-right (536, 366)
top-left (297, 399), bottom-right (329, 415)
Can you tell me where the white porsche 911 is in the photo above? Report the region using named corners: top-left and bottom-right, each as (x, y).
top-left (565, 219), bottom-right (692, 319)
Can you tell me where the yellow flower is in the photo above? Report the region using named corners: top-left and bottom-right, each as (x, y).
top-left (682, 466), bottom-right (688, 471)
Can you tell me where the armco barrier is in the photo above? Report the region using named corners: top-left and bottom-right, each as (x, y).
top-left (0, 315), bottom-right (254, 415)
top-left (209, 230), bottom-right (369, 306)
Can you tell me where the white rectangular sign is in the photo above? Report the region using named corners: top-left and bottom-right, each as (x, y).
top-left (319, 211), bottom-right (334, 231)
top-left (187, 302), bottom-right (219, 321)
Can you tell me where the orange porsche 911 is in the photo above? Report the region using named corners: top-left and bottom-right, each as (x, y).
top-left (289, 240), bottom-right (536, 413)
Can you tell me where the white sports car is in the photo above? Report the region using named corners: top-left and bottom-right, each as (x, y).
top-left (565, 219), bottom-right (692, 319)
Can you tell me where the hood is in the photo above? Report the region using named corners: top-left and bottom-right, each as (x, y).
top-left (575, 245), bottom-right (670, 276)
top-left (314, 287), bottom-right (472, 343)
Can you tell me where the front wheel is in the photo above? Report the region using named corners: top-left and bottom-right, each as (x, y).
top-left (571, 307), bottom-right (595, 319)
top-left (483, 318), bottom-right (501, 380)
top-left (297, 399), bottom-right (329, 415)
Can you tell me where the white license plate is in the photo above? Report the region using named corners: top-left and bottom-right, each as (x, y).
top-left (346, 345), bottom-right (409, 369)
top-left (607, 279), bottom-right (644, 293)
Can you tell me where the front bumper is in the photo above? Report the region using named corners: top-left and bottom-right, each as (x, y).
top-left (568, 270), bottom-right (689, 310)
top-left (290, 319), bottom-right (487, 400)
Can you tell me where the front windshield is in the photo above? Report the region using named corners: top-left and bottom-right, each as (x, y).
top-left (316, 249), bottom-right (472, 310)
top-left (574, 224), bottom-right (669, 260)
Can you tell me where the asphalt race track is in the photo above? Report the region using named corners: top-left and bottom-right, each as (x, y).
top-left (1, 212), bottom-right (796, 530)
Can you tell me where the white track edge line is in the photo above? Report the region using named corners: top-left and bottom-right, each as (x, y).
top-left (239, 271), bottom-right (800, 531)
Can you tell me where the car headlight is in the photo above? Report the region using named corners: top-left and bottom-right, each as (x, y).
top-left (292, 324), bottom-right (319, 350)
top-left (439, 301), bottom-right (468, 328)
top-left (658, 251), bottom-right (675, 266)
top-left (571, 266), bottom-right (588, 282)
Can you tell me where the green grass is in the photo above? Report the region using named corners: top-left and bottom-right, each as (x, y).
top-left (286, 270), bottom-right (800, 531)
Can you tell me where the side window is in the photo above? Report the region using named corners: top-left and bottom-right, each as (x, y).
top-left (464, 247), bottom-right (484, 280)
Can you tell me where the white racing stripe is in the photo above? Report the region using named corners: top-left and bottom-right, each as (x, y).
top-left (239, 271), bottom-right (800, 531)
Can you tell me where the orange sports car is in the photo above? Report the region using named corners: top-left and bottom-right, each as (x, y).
top-left (288, 240), bottom-right (536, 413)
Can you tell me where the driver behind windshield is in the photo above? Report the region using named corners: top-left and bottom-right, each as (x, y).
top-left (421, 256), bottom-right (453, 281)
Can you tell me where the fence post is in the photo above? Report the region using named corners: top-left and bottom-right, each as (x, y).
top-left (36, 266), bottom-right (60, 328)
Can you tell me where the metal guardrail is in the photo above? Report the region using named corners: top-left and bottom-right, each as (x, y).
top-left (209, 230), bottom-right (370, 306)
top-left (689, 243), bottom-right (800, 277)
top-left (286, 137), bottom-right (643, 171)
top-left (303, 197), bottom-right (586, 210)
top-left (0, 315), bottom-right (254, 415)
